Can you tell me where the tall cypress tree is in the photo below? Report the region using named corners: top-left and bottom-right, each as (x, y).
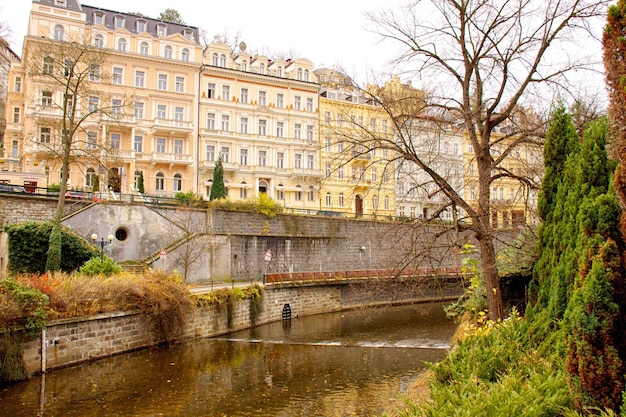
top-left (209, 157), bottom-right (226, 200)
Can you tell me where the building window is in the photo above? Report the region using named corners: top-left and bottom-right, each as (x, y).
top-left (117, 38), bottom-right (127, 52)
top-left (175, 76), bottom-right (185, 93)
top-left (324, 137), bottom-right (331, 151)
top-left (276, 93), bottom-right (284, 108)
top-left (258, 119), bottom-right (267, 135)
top-left (136, 20), bottom-right (146, 33)
top-left (295, 186), bottom-right (302, 201)
top-left (371, 168), bottom-right (377, 182)
top-left (140, 42), bottom-right (149, 55)
top-left (156, 137), bottom-right (166, 153)
top-left (86, 168), bottom-right (96, 187)
top-left (174, 107), bottom-right (185, 126)
top-left (324, 112), bottom-right (330, 125)
top-left (207, 83), bottom-right (216, 98)
top-left (339, 194), bottom-right (344, 207)
top-left (220, 54), bottom-right (227, 67)
top-left (297, 68), bottom-right (303, 80)
top-left (294, 124), bottom-right (301, 139)
top-left (337, 114), bottom-right (343, 127)
top-left (277, 189), bottom-right (284, 200)
top-left (155, 172), bottom-right (164, 190)
top-left (43, 57), bottom-right (54, 75)
top-left (63, 59), bottom-right (73, 78)
top-left (89, 64), bottom-right (101, 81)
top-left (240, 183), bottom-right (247, 199)
top-left (87, 131), bottom-right (97, 150)
top-left (211, 53), bottom-right (218, 66)
top-left (470, 186), bottom-right (476, 200)
top-left (259, 91), bottom-right (266, 106)
top-left (12, 107), bottom-right (20, 123)
top-left (221, 114), bottom-right (230, 131)
top-left (222, 85), bottom-right (230, 101)
top-left (241, 60), bottom-right (247, 71)
top-left (41, 91), bottom-right (53, 107)
top-left (294, 96), bottom-right (301, 110)
top-left (304, 69), bottom-right (310, 81)
top-left (326, 193), bottom-right (332, 207)
top-left (164, 45), bottom-right (172, 59)
top-left (88, 96), bottom-right (99, 112)
top-left (259, 63), bottom-right (265, 74)
top-left (307, 154), bottom-right (314, 169)
top-left (93, 12), bottom-right (104, 25)
top-left (134, 102), bottom-right (144, 119)
top-left (382, 120), bottom-right (387, 132)
top-left (276, 121), bottom-right (284, 137)
top-left (240, 88), bottom-right (248, 104)
top-left (258, 150), bottom-right (267, 166)
top-left (206, 145), bottom-right (215, 161)
top-left (373, 196), bottom-right (378, 209)
top-left (308, 186), bottom-right (314, 201)
top-left (306, 125), bottom-right (314, 140)
top-left (468, 142), bottom-right (474, 153)
top-left (306, 98), bottom-right (313, 112)
top-left (111, 98), bottom-right (122, 113)
top-left (240, 117), bottom-right (248, 134)
top-left (157, 104), bottom-right (167, 119)
top-left (181, 48), bottom-right (189, 61)
top-left (114, 16), bottom-right (125, 29)
top-left (112, 67), bottom-right (123, 84)
top-left (206, 113), bottom-right (215, 129)
top-left (294, 153), bottom-right (302, 169)
top-left (135, 70), bottom-right (145, 87)
top-left (384, 196), bottom-right (390, 210)
top-left (277, 152), bottom-right (284, 168)
top-left (157, 24), bottom-right (167, 37)
top-left (173, 174), bottom-right (182, 192)
top-left (93, 34), bottom-right (104, 47)
top-left (383, 168), bottom-right (389, 183)
top-left (158, 74), bottom-right (167, 90)
top-left (133, 135), bottom-right (143, 152)
top-left (277, 66), bottom-right (283, 77)
top-left (110, 133), bottom-right (120, 149)
top-left (174, 139), bottom-right (183, 154)
top-left (338, 166), bottom-right (344, 180)
top-left (240, 149), bottom-right (248, 165)
top-left (220, 146), bottom-right (229, 162)
top-left (40, 127), bottom-right (51, 143)
top-left (53, 25), bottom-right (64, 40)
top-left (325, 163), bottom-right (331, 178)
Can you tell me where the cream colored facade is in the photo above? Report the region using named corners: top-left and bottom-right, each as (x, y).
top-left (12, 0), bottom-right (202, 195)
top-left (316, 68), bottom-right (395, 218)
top-left (198, 42), bottom-right (321, 210)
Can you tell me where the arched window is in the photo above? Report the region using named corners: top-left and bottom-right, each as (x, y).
top-left (54, 25), bottom-right (64, 41)
top-left (181, 48), bottom-right (189, 62)
top-left (219, 54), bottom-right (226, 67)
top-left (297, 68), bottom-right (303, 80)
top-left (117, 38), bottom-right (127, 52)
top-left (94, 34), bottom-right (104, 47)
top-left (173, 173), bottom-right (182, 191)
top-left (164, 45), bottom-right (172, 59)
top-left (325, 192), bottom-right (331, 207)
top-left (308, 186), bottom-right (314, 201)
top-left (140, 42), bottom-right (149, 55)
top-left (304, 69), bottom-right (310, 81)
top-left (240, 181), bottom-right (247, 199)
top-left (211, 53), bottom-right (218, 66)
top-left (155, 172), bottom-right (164, 191)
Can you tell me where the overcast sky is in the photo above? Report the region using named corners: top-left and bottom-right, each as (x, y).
top-left (1, 0), bottom-right (405, 80)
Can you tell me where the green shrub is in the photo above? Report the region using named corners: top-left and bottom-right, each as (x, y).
top-left (79, 257), bottom-right (122, 276)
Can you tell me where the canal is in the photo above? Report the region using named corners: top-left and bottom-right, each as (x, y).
top-left (0, 302), bottom-right (456, 416)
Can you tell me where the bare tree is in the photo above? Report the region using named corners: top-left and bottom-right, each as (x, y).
top-left (356, 0), bottom-right (608, 320)
top-left (23, 34), bottom-right (132, 270)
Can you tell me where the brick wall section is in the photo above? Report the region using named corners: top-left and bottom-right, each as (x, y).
top-left (0, 195), bottom-right (57, 226)
top-left (18, 280), bottom-right (460, 376)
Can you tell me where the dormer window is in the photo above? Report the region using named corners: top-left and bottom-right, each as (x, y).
top-left (183, 29), bottom-right (193, 40)
top-left (260, 63), bottom-right (265, 74)
top-left (211, 53), bottom-right (218, 66)
top-left (277, 66), bottom-right (283, 77)
top-left (297, 68), bottom-right (303, 80)
top-left (219, 54), bottom-right (226, 67)
top-left (157, 24), bottom-right (167, 37)
top-left (55, 0), bottom-right (66, 6)
top-left (114, 16), bottom-right (125, 29)
top-left (136, 20), bottom-right (146, 33)
top-left (304, 69), bottom-right (310, 81)
top-left (241, 60), bottom-right (247, 71)
top-left (93, 12), bottom-right (105, 25)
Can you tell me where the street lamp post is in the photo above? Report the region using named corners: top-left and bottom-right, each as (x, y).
top-left (91, 233), bottom-right (114, 260)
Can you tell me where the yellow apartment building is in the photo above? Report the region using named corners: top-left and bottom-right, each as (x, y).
top-left (315, 68), bottom-right (395, 218)
top-left (12, 0), bottom-right (202, 196)
top-left (198, 42), bottom-right (322, 210)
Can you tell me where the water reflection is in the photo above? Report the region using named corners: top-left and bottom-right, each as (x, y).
top-left (0, 302), bottom-right (455, 417)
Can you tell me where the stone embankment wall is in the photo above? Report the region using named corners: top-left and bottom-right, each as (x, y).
top-left (19, 278), bottom-right (462, 376)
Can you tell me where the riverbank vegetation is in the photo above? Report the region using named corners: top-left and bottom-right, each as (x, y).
top-left (394, 108), bottom-right (626, 416)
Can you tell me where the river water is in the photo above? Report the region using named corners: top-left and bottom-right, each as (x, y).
top-left (0, 302), bottom-right (456, 417)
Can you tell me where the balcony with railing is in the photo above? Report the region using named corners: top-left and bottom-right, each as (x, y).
top-left (149, 152), bottom-right (194, 165)
top-left (152, 118), bottom-right (193, 135)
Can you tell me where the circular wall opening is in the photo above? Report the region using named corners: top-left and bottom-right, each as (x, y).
top-left (115, 227), bottom-right (128, 241)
